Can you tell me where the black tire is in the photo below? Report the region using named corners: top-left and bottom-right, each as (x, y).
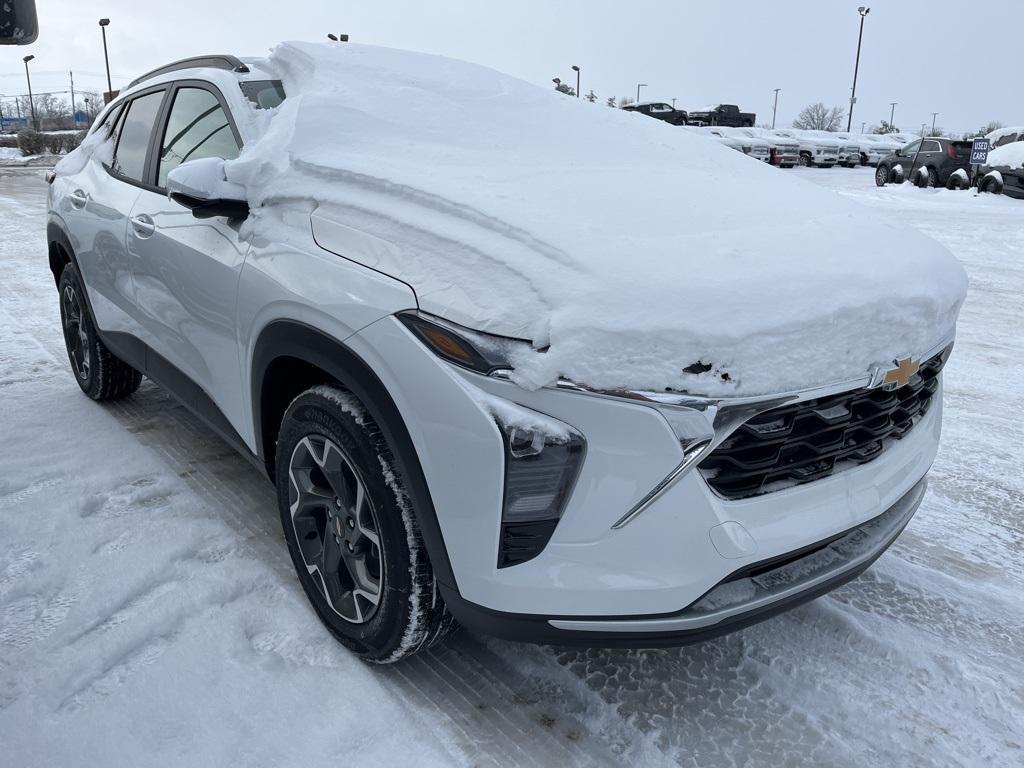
top-left (946, 173), bottom-right (968, 191)
top-left (860, 153), bottom-right (868, 166)
top-left (799, 153), bottom-right (814, 168)
top-left (926, 167), bottom-right (939, 188)
top-left (57, 263), bottom-right (142, 401)
top-left (875, 165), bottom-right (889, 186)
top-left (275, 385), bottom-right (455, 663)
top-left (913, 167), bottom-right (930, 188)
top-left (981, 177), bottom-right (1003, 195)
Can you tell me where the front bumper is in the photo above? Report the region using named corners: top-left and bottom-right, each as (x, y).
top-left (443, 477), bottom-right (926, 646)
top-left (352, 316), bottom-right (946, 623)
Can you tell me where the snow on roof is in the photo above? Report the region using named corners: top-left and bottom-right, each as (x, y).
top-left (228, 42), bottom-right (966, 396)
top-left (986, 141), bottom-right (1024, 169)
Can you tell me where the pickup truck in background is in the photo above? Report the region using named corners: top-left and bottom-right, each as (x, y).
top-left (687, 104), bottom-right (756, 127)
top-left (621, 102), bottom-right (689, 126)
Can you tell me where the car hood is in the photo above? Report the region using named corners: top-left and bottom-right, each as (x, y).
top-left (235, 42), bottom-right (967, 397)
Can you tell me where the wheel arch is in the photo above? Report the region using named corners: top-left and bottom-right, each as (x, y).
top-left (251, 319), bottom-right (458, 590)
top-left (47, 221), bottom-right (76, 287)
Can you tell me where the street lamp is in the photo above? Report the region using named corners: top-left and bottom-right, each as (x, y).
top-left (771, 87), bottom-right (781, 129)
top-left (84, 97), bottom-right (91, 122)
top-left (636, 83), bottom-right (647, 103)
top-left (846, 6), bottom-right (870, 132)
top-left (889, 101), bottom-right (897, 129)
top-left (99, 18), bottom-right (113, 99)
top-left (571, 65), bottom-right (580, 98)
top-left (23, 54), bottom-right (36, 131)
top-left (931, 112), bottom-right (938, 135)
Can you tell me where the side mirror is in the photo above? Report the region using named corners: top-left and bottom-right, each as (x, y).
top-left (0, 0), bottom-right (38, 45)
top-left (166, 157), bottom-right (249, 220)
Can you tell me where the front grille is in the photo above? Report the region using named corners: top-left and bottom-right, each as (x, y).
top-left (699, 347), bottom-right (949, 499)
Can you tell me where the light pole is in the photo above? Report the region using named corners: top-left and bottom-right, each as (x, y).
top-left (930, 112), bottom-right (938, 135)
top-left (84, 97), bottom-right (91, 122)
top-left (889, 101), bottom-right (897, 129)
top-left (23, 55), bottom-right (36, 131)
top-left (771, 88), bottom-right (781, 129)
top-left (636, 83), bottom-right (647, 103)
top-left (99, 19), bottom-right (113, 99)
top-left (861, 122), bottom-right (866, 133)
top-left (571, 65), bottom-right (580, 98)
top-left (846, 6), bottom-right (870, 132)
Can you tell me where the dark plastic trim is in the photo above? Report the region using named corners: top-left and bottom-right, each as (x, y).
top-left (127, 55), bottom-right (250, 89)
top-left (442, 482), bottom-right (923, 647)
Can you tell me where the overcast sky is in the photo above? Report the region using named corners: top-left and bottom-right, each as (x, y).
top-left (3, 0), bottom-right (1021, 134)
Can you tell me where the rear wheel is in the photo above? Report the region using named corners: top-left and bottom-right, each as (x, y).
top-left (58, 263), bottom-right (142, 401)
top-left (275, 385), bottom-right (455, 663)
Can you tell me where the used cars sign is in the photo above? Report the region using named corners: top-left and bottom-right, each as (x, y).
top-left (970, 138), bottom-right (991, 165)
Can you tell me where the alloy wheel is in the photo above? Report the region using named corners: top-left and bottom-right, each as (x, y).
top-left (60, 284), bottom-right (90, 380)
top-left (288, 435), bottom-right (383, 624)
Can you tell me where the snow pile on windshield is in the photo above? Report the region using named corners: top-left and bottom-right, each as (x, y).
top-left (986, 141), bottom-right (1024, 169)
top-left (229, 42), bottom-right (966, 396)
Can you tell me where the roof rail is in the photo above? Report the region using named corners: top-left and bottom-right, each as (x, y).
top-left (127, 55), bottom-right (250, 89)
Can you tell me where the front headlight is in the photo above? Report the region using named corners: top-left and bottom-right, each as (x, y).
top-left (398, 310), bottom-right (521, 376)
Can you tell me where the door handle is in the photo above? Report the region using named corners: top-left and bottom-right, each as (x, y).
top-left (130, 214), bottom-right (156, 239)
top-left (68, 189), bottom-right (89, 209)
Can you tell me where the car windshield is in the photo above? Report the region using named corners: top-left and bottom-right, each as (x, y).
top-left (240, 80), bottom-right (286, 110)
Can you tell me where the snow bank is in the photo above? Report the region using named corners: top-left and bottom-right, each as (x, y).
top-left (229, 42), bottom-right (966, 396)
top-left (986, 141), bottom-right (1024, 169)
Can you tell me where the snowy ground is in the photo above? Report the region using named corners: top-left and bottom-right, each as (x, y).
top-left (1, 165), bottom-right (1021, 766)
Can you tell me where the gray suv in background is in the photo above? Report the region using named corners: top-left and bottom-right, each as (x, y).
top-left (875, 138), bottom-right (973, 188)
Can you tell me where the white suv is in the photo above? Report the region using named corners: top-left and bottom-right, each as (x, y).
top-left (47, 46), bottom-right (965, 663)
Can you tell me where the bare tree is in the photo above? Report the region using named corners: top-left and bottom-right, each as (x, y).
top-left (584, 89), bottom-right (597, 103)
top-left (618, 96), bottom-right (634, 108)
top-left (792, 102), bottom-right (846, 132)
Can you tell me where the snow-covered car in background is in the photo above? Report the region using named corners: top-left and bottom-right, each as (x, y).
top-left (985, 126), bottom-right (1023, 147)
top-left (772, 129), bottom-right (840, 167)
top-left (743, 128), bottom-right (800, 167)
top-left (805, 131), bottom-right (860, 167)
top-left (714, 127), bottom-right (771, 162)
top-left (835, 132), bottom-right (889, 166)
top-left (682, 125), bottom-right (748, 154)
top-left (977, 141), bottom-right (1024, 198)
top-left (46, 43), bottom-right (966, 662)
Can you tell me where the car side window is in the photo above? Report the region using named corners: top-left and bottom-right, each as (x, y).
top-left (158, 87), bottom-right (241, 188)
top-left (111, 91), bottom-right (166, 182)
top-left (922, 140), bottom-right (941, 153)
top-left (901, 140), bottom-right (921, 156)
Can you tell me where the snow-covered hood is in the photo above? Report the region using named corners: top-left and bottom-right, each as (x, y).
top-left (229, 42), bottom-right (967, 397)
top-left (985, 141), bottom-right (1024, 169)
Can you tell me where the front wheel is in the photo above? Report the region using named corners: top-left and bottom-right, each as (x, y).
top-left (275, 385), bottom-right (455, 663)
top-left (799, 154), bottom-right (814, 168)
top-left (58, 263), bottom-right (142, 401)
top-left (875, 165), bottom-right (889, 186)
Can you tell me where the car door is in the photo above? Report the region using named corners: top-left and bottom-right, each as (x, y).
top-left (918, 139), bottom-right (942, 168)
top-left (64, 89), bottom-right (167, 336)
top-left (125, 81), bottom-right (250, 435)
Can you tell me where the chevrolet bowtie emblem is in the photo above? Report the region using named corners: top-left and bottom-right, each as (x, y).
top-left (869, 357), bottom-right (920, 390)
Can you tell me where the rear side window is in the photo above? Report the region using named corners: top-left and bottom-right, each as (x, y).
top-left (111, 91), bottom-right (165, 182)
top-left (922, 140), bottom-right (941, 153)
top-left (158, 87), bottom-right (240, 188)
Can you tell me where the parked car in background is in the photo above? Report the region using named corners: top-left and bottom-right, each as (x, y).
top-left (986, 126), bottom-right (1024, 148)
top-left (735, 127), bottom-right (799, 167)
top-left (621, 101), bottom-right (689, 126)
top-left (772, 129), bottom-right (839, 167)
top-left (687, 104), bottom-right (755, 127)
top-left (835, 132), bottom-right (887, 166)
top-left (683, 125), bottom-right (747, 154)
top-left (714, 127), bottom-right (771, 162)
top-left (874, 137), bottom-right (973, 188)
top-left (805, 131), bottom-right (860, 168)
top-left (977, 141), bottom-right (1024, 198)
